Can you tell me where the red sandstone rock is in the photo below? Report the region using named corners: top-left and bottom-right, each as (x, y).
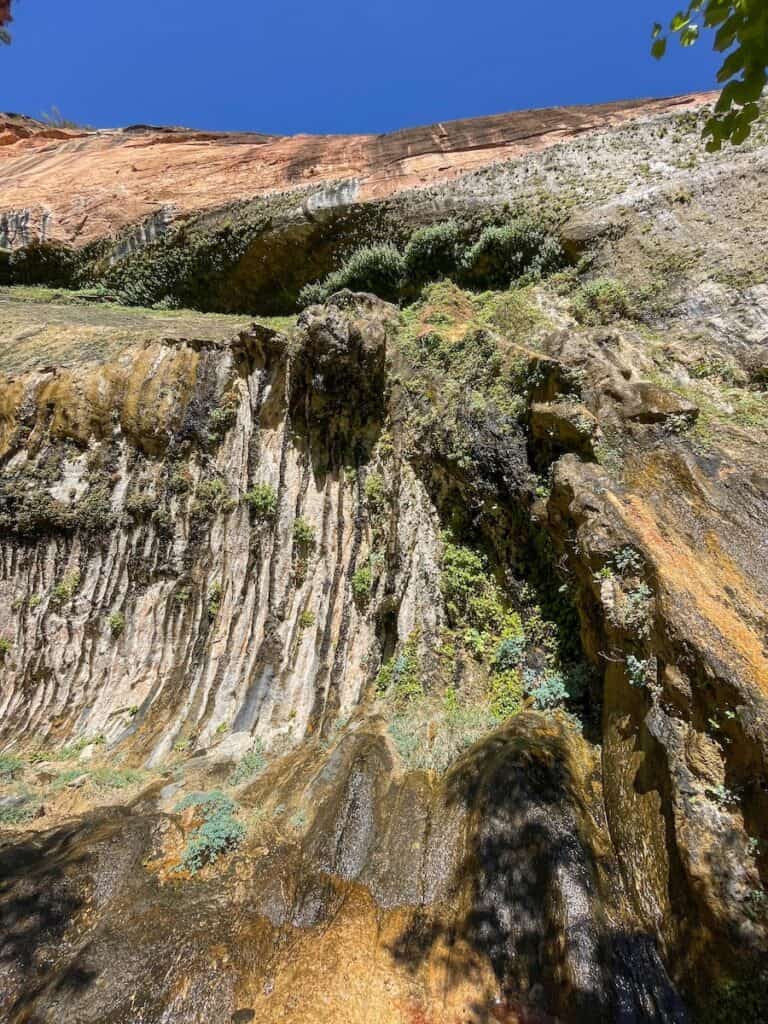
top-left (0, 93), bottom-right (715, 247)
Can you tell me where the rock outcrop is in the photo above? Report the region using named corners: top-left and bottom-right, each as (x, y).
top-left (1, 96), bottom-right (767, 1024)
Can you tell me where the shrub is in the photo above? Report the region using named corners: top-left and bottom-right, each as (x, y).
top-left (572, 278), bottom-right (630, 325)
top-left (298, 609), bottom-right (316, 630)
top-left (190, 478), bottom-right (235, 521)
top-left (489, 668), bottom-right (524, 720)
top-left (299, 244), bottom-right (405, 307)
top-left (108, 611), bottom-right (125, 637)
top-left (228, 741), bottom-right (267, 785)
top-left (493, 633), bottom-right (526, 672)
top-left (293, 517), bottom-right (316, 550)
top-left (174, 790), bottom-right (246, 873)
top-left (351, 564), bottom-right (373, 605)
top-left (527, 670), bottom-right (569, 709)
top-left (461, 220), bottom-right (564, 290)
top-left (244, 483), bottom-right (278, 522)
top-left (0, 638), bottom-right (11, 657)
top-left (363, 471), bottom-right (387, 514)
top-left (296, 281), bottom-right (327, 308)
top-left (328, 243), bottom-right (405, 301)
top-left (440, 537), bottom-right (509, 633)
top-left (51, 569), bottom-right (81, 605)
top-left (403, 221), bottom-right (463, 288)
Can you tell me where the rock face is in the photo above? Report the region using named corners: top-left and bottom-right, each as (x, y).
top-left (0, 94), bottom-right (713, 248)
top-left (1, 98), bottom-right (768, 1024)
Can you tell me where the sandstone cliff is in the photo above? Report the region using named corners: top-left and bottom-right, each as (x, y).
top-left (0, 96), bottom-right (767, 1023)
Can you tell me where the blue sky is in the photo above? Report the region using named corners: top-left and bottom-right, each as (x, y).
top-left (2, 1), bottom-right (721, 134)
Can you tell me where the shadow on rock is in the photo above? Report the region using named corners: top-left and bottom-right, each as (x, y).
top-left (387, 713), bottom-right (689, 1023)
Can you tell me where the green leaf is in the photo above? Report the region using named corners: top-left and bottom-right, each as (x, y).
top-left (652, 22), bottom-right (663, 39)
top-left (716, 47), bottom-right (745, 84)
top-left (651, 37), bottom-right (667, 59)
top-left (680, 24), bottom-right (700, 46)
top-left (670, 12), bottom-right (690, 32)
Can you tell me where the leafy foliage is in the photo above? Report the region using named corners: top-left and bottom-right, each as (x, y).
top-left (298, 218), bottom-right (565, 308)
top-left (527, 670), bottom-right (570, 709)
top-left (244, 483), bottom-right (278, 522)
top-left (299, 244), bottom-right (405, 306)
top-left (351, 564), bottom-right (373, 604)
top-left (652, 2), bottom-right (768, 149)
top-left (174, 790), bottom-right (246, 873)
top-left (108, 611), bottom-right (125, 637)
top-left (228, 741), bottom-right (266, 786)
top-left (403, 221), bottom-right (462, 287)
top-left (293, 517), bottom-right (316, 549)
top-left (376, 631), bottom-right (423, 702)
top-left (460, 220), bottom-right (565, 289)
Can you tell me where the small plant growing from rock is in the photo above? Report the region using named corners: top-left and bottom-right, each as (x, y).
top-left (0, 637), bottom-right (11, 658)
top-left (526, 669), bottom-right (569, 709)
top-left (351, 564), bottom-right (373, 606)
top-left (174, 790), bottom-right (246, 873)
top-left (298, 609), bottom-right (316, 630)
top-left (363, 471), bottom-right (387, 515)
top-left (489, 668), bottom-right (524, 719)
top-left (108, 611), bottom-right (125, 637)
top-left (228, 741), bottom-right (266, 786)
top-left (626, 654), bottom-right (652, 688)
top-left (51, 569), bottom-right (81, 605)
top-left (207, 582), bottom-right (223, 620)
top-left (0, 753), bottom-right (22, 781)
top-left (244, 482), bottom-right (278, 522)
top-left (190, 478), bottom-right (235, 521)
top-left (293, 517), bottom-right (316, 549)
